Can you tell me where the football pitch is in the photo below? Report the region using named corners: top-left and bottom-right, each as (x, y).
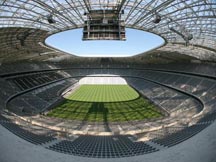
top-left (47, 85), bottom-right (163, 122)
top-left (67, 84), bottom-right (139, 102)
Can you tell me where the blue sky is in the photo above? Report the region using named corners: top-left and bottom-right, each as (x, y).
top-left (45, 28), bottom-right (164, 57)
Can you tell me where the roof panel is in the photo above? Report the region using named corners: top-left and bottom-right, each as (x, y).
top-left (0, 0), bottom-right (215, 58)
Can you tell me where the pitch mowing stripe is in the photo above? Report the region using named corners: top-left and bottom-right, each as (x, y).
top-left (47, 85), bottom-right (164, 122)
top-left (67, 85), bottom-right (139, 102)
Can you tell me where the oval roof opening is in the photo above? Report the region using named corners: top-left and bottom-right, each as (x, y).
top-left (45, 28), bottom-right (165, 57)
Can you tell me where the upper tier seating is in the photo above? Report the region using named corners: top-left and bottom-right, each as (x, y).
top-left (7, 72), bottom-right (65, 91)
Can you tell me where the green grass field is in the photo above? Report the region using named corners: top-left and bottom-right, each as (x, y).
top-left (47, 85), bottom-right (163, 122)
top-left (67, 85), bottom-right (139, 102)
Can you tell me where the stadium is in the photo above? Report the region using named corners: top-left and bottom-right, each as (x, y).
top-left (0, 1), bottom-right (216, 162)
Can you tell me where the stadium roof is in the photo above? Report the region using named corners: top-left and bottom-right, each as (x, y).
top-left (0, 0), bottom-right (216, 62)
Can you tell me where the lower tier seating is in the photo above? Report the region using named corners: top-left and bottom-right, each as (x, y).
top-left (49, 135), bottom-right (158, 158)
top-left (152, 124), bottom-right (209, 147)
top-left (0, 115), bottom-right (55, 145)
